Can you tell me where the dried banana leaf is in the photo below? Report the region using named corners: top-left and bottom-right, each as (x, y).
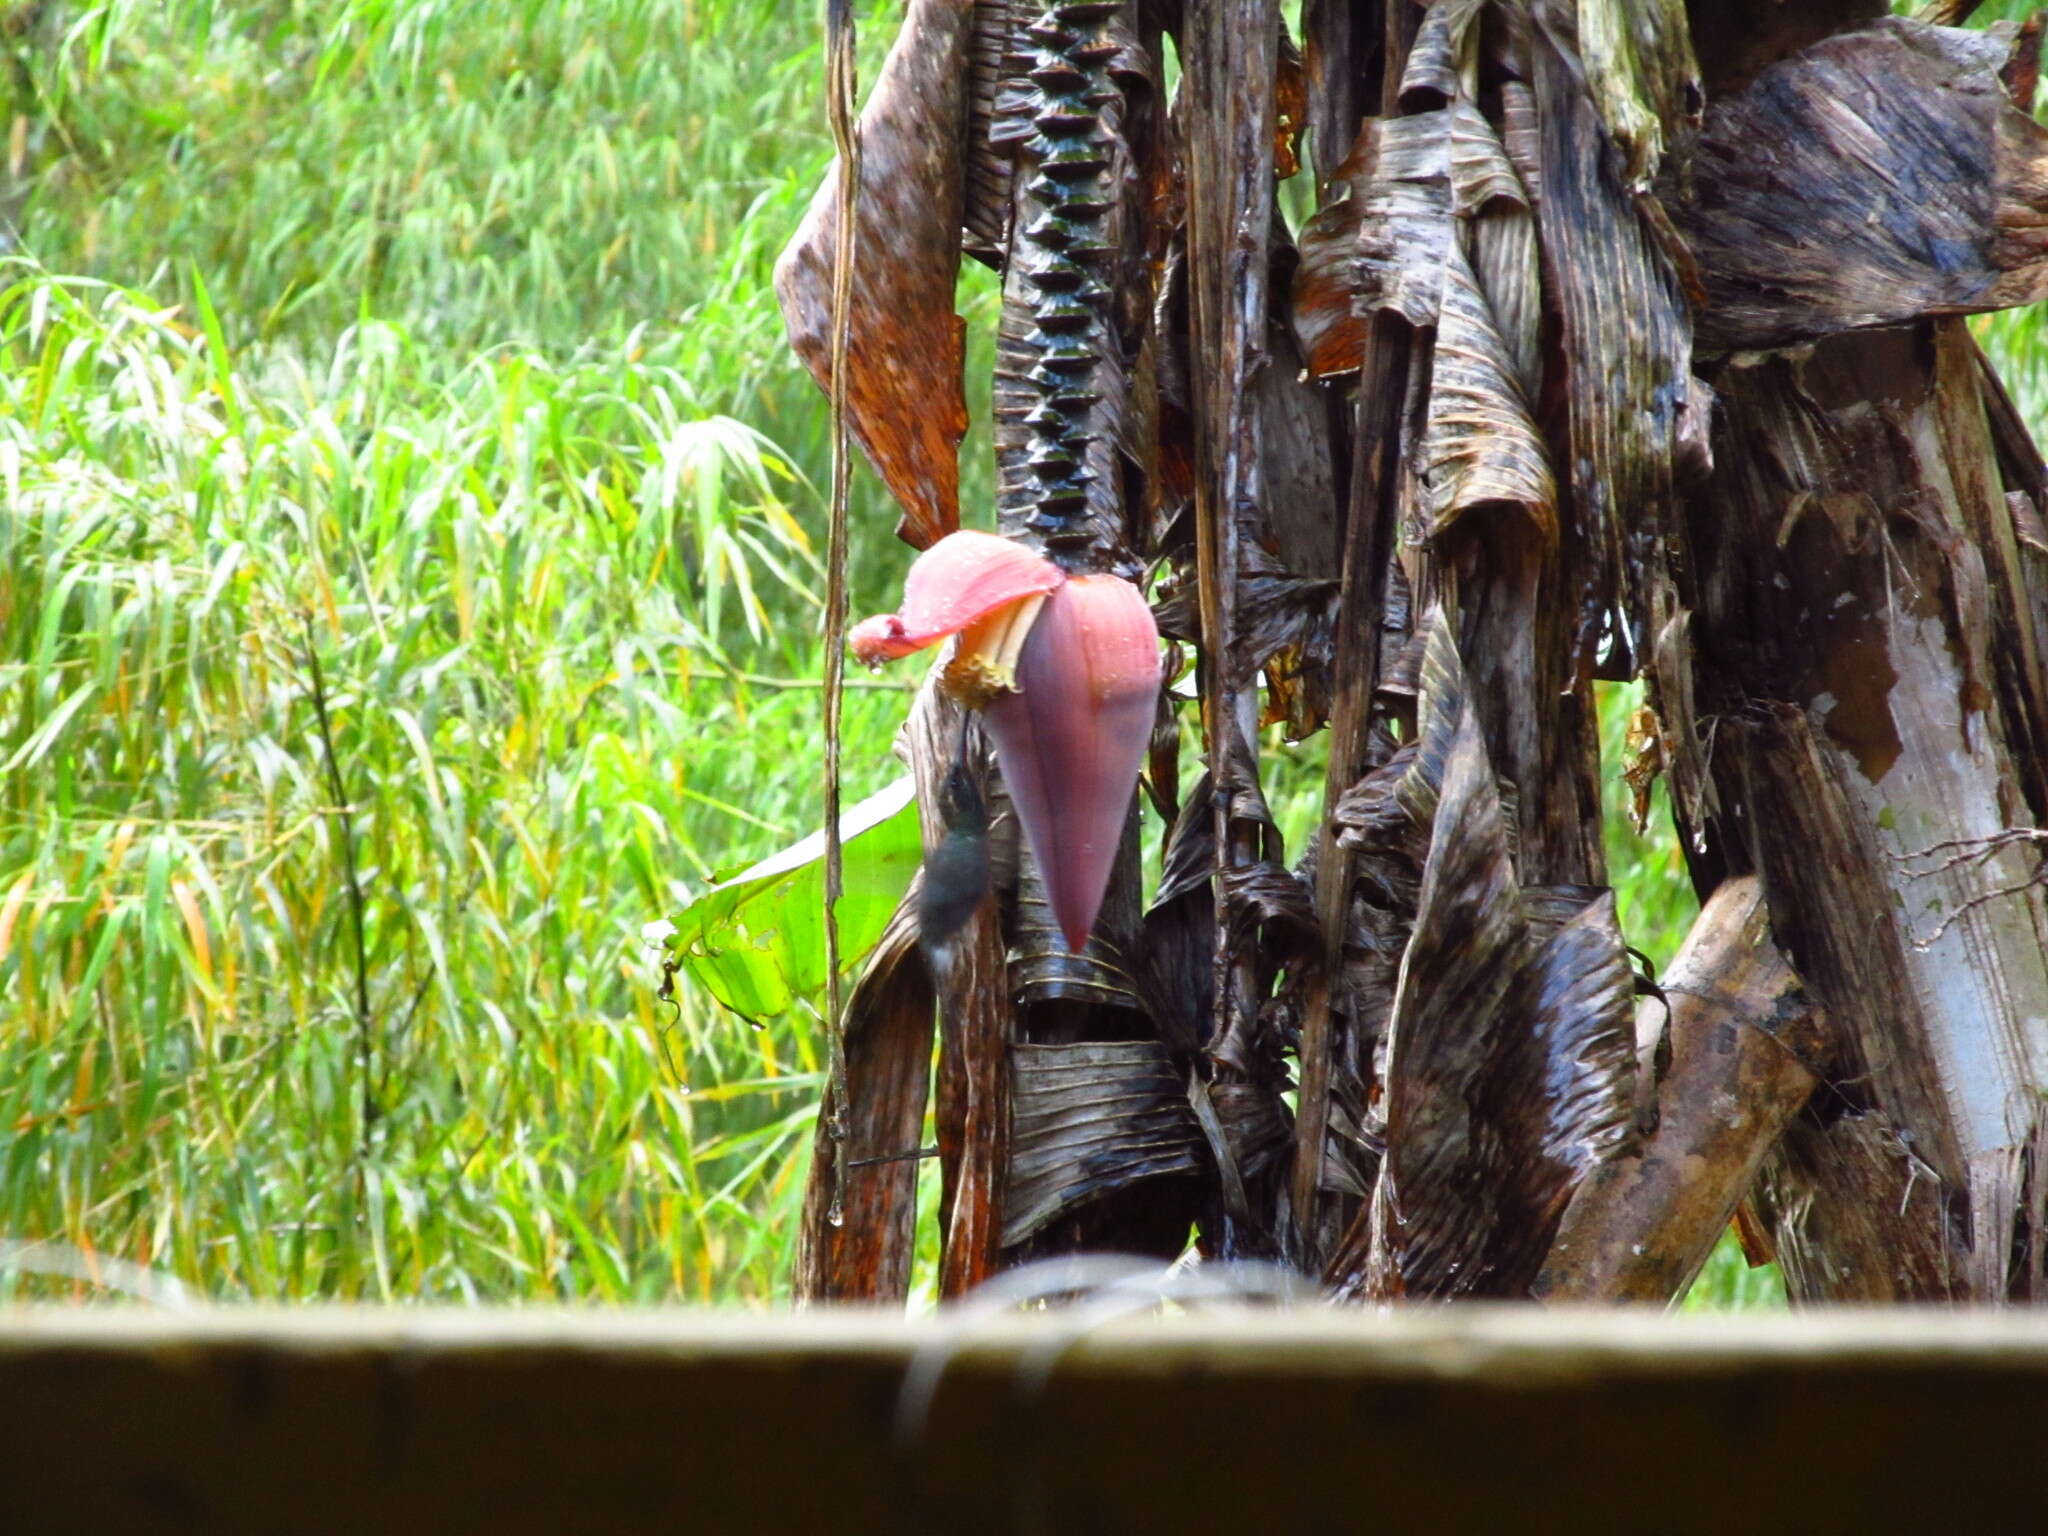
top-left (1529, 5), bottom-right (1698, 819)
top-left (1181, 0), bottom-right (1289, 1098)
top-left (1681, 18), bottom-right (2048, 352)
top-left (1397, 0), bottom-right (1484, 109)
top-left (795, 883), bottom-right (935, 1303)
top-left (1356, 112), bottom-right (1454, 328)
top-left (1336, 628), bottom-right (1636, 1298)
top-left (1299, 0), bottom-right (1377, 188)
top-left (1138, 773), bottom-right (1220, 1061)
top-left (1002, 1040), bottom-right (1207, 1248)
top-left (1007, 821), bottom-right (1148, 1015)
top-left (1292, 119), bottom-right (1374, 379)
top-left (1210, 545), bottom-right (1340, 739)
top-left (1251, 304), bottom-right (1343, 585)
top-left (1453, 93), bottom-right (1543, 400)
top-left (1416, 238), bottom-right (1555, 543)
top-left (1291, 4), bottom-right (1427, 1263)
top-left (1209, 1077), bottom-right (1295, 1187)
top-left (776, 0), bottom-right (972, 549)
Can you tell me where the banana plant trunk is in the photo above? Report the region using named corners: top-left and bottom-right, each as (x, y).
top-left (779, 0), bottom-right (2048, 1304)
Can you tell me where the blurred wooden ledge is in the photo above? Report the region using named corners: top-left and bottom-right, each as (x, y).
top-left (2, 1307), bottom-right (2046, 1533)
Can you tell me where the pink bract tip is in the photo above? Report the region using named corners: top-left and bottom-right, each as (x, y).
top-left (848, 530), bottom-right (1064, 665)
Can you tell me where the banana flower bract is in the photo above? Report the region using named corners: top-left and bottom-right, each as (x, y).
top-left (851, 530), bottom-right (1159, 952)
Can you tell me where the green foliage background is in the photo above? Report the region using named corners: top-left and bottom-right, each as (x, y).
top-left (3, 0), bottom-right (2030, 1307)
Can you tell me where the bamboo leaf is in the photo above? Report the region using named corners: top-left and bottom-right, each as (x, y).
top-left (2, 680), bottom-right (97, 774)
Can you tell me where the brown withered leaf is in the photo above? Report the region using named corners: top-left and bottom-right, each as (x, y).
top-left (1529, 10), bottom-right (1694, 721)
top-left (1138, 776), bottom-right (1295, 1254)
top-left (1621, 700), bottom-right (1663, 833)
top-left (775, 0), bottom-right (971, 549)
top-left (1292, 120), bottom-right (1375, 378)
top-left (1292, 108), bottom-right (1455, 379)
top-left (2002, 11), bottom-right (2043, 113)
top-left (1356, 707), bottom-right (1525, 1298)
top-left (1007, 813), bottom-right (1148, 1015)
top-left (1002, 1041), bottom-right (1207, 1248)
top-left (1331, 610), bottom-right (1467, 913)
top-left (1417, 240), bottom-right (1557, 544)
top-left (1498, 886), bottom-right (1637, 1196)
top-left (1300, 0), bottom-right (1371, 188)
top-left (1219, 858), bottom-right (1319, 958)
top-left (1208, 1078), bottom-right (1294, 1186)
top-left (1232, 545), bottom-right (1339, 735)
top-left (1448, 97), bottom-right (1525, 211)
top-left (1276, 24), bottom-right (1309, 181)
top-left (1397, 0), bottom-right (1485, 110)
top-left (1253, 303), bottom-right (1343, 583)
top-left (1451, 94), bottom-right (1543, 397)
top-left (1139, 773), bottom-right (1219, 1062)
top-left (1682, 17), bottom-right (2048, 351)
top-left (1349, 712), bottom-right (1636, 1299)
top-left (1357, 111), bottom-right (1455, 328)
top-left (1324, 616), bottom-right (1635, 1298)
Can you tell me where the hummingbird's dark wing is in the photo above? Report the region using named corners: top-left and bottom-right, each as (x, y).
top-left (918, 752), bottom-right (990, 967)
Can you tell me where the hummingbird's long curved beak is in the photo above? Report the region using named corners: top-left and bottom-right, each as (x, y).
top-left (849, 531), bottom-right (1160, 954)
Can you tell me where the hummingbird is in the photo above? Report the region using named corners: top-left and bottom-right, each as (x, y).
top-left (918, 729), bottom-right (990, 977)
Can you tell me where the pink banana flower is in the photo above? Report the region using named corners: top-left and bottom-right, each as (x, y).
top-left (851, 530), bottom-right (1159, 952)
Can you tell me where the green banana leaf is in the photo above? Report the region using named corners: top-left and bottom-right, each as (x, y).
top-left (666, 777), bottom-right (921, 1024)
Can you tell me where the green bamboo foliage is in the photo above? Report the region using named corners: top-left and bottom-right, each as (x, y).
top-left (0, 257), bottom-right (932, 1300)
top-left (0, 1), bottom-right (946, 1306)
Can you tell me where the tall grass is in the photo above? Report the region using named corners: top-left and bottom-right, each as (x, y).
top-left (0, 260), bottom-right (933, 1301)
top-left (0, 1), bottom-right (925, 1303)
